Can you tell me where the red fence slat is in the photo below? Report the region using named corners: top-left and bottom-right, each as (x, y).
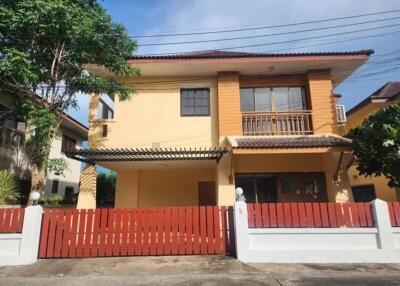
top-left (150, 208), bottom-right (158, 256)
top-left (261, 204), bottom-right (270, 227)
top-left (157, 208), bottom-right (165, 255)
top-left (84, 209), bottom-right (94, 257)
top-left (113, 209), bottom-right (122, 256)
top-left (276, 203), bottom-right (284, 227)
top-left (135, 209), bottom-right (143, 256)
top-left (192, 206), bottom-right (200, 255)
top-left (254, 204), bottom-right (262, 228)
top-left (186, 207), bottom-right (193, 255)
top-left (164, 208), bottom-right (171, 255)
top-left (39, 209), bottom-right (51, 258)
top-left (247, 204), bottom-right (255, 228)
top-left (206, 206), bottom-right (215, 254)
top-left (213, 206), bottom-right (221, 254)
top-left (61, 209), bottom-right (72, 257)
top-left (178, 207), bottom-right (186, 255)
top-left (54, 209), bottom-right (64, 257)
top-left (91, 209), bottom-right (101, 257)
top-left (199, 206), bottom-right (207, 255)
top-left (120, 209), bottom-right (129, 256)
top-left (128, 209), bottom-right (136, 256)
top-left (171, 207), bottom-right (179, 255)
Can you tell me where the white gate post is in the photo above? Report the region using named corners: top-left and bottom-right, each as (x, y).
top-left (370, 199), bottom-right (394, 250)
top-left (234, 201), bottom-right (250, 261)
top-left (19, 206), bottom-right (43, 264)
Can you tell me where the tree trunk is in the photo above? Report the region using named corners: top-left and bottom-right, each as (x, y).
top-left (27, 165), bottom-right (45, 205)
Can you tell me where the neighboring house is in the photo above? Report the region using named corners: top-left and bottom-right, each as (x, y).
top-left (339, 82), bottom-right (400, 202)
top-left (68, 50), bottom-right (374, 209)
top-left (0, 90), bottom-right (88, 203)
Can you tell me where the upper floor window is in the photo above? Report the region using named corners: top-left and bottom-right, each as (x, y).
top-left (181, 88), bottom-right (210, 116)
top-left (240, 87), bottom-right (307, 112)
top-left (61, 135), bottom-right (76, 153)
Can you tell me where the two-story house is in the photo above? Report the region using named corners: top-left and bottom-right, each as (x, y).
top-left (0, 90), bottom-right (88, 203)
top-left (68, 50), bottom-right (373, 209)
top-left (339, 82), bottom-right (400, 202)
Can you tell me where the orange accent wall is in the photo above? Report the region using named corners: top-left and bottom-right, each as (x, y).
top-left (239, 74), bottom-right (307, 88)
top-left (307, 71), bottom-right (339, 134)
top-left (217, 72), bottom-right (242, 137)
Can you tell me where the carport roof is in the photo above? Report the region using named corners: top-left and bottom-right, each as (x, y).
top-left (65, 147), bottom-right (228, 164)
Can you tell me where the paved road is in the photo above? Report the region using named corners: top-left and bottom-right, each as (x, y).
top-left (1, 256), bottom-right (400, 285)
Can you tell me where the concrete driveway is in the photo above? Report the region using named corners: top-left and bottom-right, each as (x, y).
top-left (1, 256), bottom-right (400, 286)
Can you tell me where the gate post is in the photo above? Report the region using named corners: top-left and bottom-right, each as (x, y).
top-left (19, 205), bottom-right (43, 264)
top-left (370, 199), bottom-right (395, 250)
top-left (234, 201), bottom-right (250, 261)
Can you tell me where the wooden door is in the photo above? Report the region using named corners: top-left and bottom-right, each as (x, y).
top-left (198, 182), bottom-right (216, 206)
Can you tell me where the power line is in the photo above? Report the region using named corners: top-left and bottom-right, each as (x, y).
top-left (137, 22), bottom-right (400, 55)
top-left (132, 9), bottom-right (400, 38)
top-left (138, 16), bottom-right (400, 47)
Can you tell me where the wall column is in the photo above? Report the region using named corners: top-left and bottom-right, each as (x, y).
top-left (77, 164), bottom-right (97, 209)
top-left (216, 151), bottom-right (236, 206)
top-left (323, 152), bottom-right (353, 202)
top-left (307, 71), bottom-right (338, 134)
top-left (217, 72), bottom-right (242, 137)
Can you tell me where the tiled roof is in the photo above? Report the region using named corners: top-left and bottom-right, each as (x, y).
top-left (128, 49), bottom-right (374, 60)
top-left (234, 135), bottom-right (352, 149)
top-left (347, 81), bottom-right (400, 115)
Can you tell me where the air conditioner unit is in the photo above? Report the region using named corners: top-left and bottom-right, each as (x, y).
top-left (336, 104), bottom-right (347, 124)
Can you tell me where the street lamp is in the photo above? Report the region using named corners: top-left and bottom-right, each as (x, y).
top-left (30, 191), bottom-right (41, 206)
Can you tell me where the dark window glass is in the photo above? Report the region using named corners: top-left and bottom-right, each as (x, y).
top-left (51, 180), bottom-right (59, 194)
top-left (61, 135), bottom-right (76, 153)
top-left (254, 88), bottom-right (272, 111)
top-left (65, 186), bottom-right (74, 203)
top-left (181, 88), bottom-right (210, 116)
top-left (352, 185), bottom-right (376, 202)
top-left (235, 172), bottom-right (326, 203)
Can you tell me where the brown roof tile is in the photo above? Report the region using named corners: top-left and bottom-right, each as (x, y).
top-left (128, 49), bottom-right (374, 60)
top-left (347, 81), bottom-right (400, 116)
top-left (235, 135), bottom-right (352, 149)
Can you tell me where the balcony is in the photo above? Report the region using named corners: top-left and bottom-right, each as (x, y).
top-left (242, 111), bottom-right (313, 136)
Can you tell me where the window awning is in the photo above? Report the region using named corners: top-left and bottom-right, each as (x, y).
top-left (65, 147), bottom-right (228, 164)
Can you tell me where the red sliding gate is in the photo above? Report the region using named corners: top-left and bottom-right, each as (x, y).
top-left (39, 206), bottom-right (235, 258)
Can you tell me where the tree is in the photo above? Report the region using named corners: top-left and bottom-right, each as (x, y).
top-left (0, 170), bottom-right (19, 204)
top-left (348, 104), bottom-right (400, 188)
top-left (0, 0), bottom-right (139, 201)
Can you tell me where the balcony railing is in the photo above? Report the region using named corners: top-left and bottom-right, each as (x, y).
top-left (242, 110), bottom-right (313, 136)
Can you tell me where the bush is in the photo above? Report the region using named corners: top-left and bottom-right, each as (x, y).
top-left (39, 194), bottom-right (64, 207)
top-left (0, 170), bottom-right (19, 204)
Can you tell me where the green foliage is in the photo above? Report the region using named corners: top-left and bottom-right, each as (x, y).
top-left (0, 170), bottom-right (19, 204)
top-left (348, 104), bottom-right (400, 188)
top-left (0, 0), bottom-right (138, 109)
top-left (97, 172), bottom-right (115, 204)
top-left (39, 194), bottom-right (64, 206)
top-left (47, 158), bottom-right (69, 176)
top-left (16, 95), bottom-right (59, 169)
top-left (0, 0), bottom-right (138, 193)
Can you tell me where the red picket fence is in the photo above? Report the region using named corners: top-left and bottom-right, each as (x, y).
top-left (0, 208), bottom-right (25, 233)
top-left (247, 202), bottom-right (374, 228)
top-left (39, 206), bottom-right (235, 258)
top-left (388, 202), bottom-right (400, 227)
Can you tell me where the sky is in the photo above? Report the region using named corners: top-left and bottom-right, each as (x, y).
top-left (68, 0), bottom-right (400, 126)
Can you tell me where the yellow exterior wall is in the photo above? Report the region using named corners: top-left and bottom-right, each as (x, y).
top-left (113, 167), bottom-right (215, 208)
top-left (89, 77), bottom-right (218, 149)
top-left (348, 165), bottom-right (397, 201)
top-left (114, 168), bottom-right (139, 208)
top-left (341, 99), bottom-right (400, 202)
top-left (308, 71), bottom-right (338, 134)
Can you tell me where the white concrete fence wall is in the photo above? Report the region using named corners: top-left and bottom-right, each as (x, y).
top-left (0, 206), bottom-right (43, 266)
top-left (234, 199), bottom-right (400, 263)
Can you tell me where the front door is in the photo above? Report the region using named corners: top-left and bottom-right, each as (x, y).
top-left (198, 181), bottom-right (216, 206)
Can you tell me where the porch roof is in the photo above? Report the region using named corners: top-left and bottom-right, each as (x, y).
top-left (230, 135), bottom-right (352, 149)
top-left (65, 147), bottom-right (228, 164)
